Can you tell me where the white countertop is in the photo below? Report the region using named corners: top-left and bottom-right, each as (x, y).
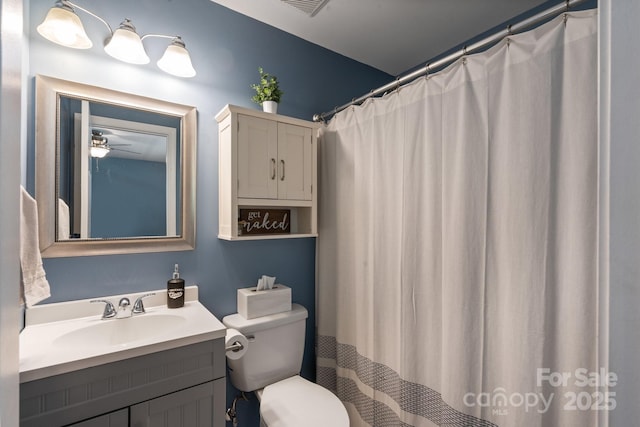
top-left (20, 286), bottom-right (226, 383)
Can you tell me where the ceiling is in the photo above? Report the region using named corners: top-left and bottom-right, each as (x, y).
top-left (210, 0), bottom-right (552, 76)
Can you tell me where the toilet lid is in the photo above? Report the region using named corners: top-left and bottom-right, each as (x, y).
top-left (260, 376), bottom-right (349, 427)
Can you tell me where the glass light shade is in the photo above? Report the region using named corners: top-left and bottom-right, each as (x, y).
top-left (157, 40), bottom-right (196, 78)
top-left (37, 5), bottom-right (92, 49)
top-left (104, 21), bottom-right (149, 65)
top-left (90, 145), bottom-right (109, 158)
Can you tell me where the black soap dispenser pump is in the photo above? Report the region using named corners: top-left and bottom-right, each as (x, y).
top-left (167, 264), bottom-right (185, 308)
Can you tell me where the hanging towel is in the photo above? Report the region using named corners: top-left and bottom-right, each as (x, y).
top-left (58, 198), bottom-right (70, 240)
top-left (20, 186), bottom-right (51, 307)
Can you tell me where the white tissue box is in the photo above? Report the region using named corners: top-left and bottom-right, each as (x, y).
top-left (237, 284), bottom-right (291, 319)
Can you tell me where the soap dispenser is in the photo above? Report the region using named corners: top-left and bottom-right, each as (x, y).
top-left (167, 264), bottom-right (185, 308)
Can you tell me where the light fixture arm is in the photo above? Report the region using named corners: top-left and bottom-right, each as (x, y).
top-left (61, 0), bottom-right (113, 35)
top-left (141, 34), bottom-right (184, 44)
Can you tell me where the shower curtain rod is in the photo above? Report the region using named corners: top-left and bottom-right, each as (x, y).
top-left (312, 0), bottom-right (588, 123)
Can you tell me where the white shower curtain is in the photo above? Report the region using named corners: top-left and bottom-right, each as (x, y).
top-left (317, 10), bottom-right (600, 427)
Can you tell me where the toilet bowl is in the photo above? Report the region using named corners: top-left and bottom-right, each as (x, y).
top-left (223, 304), bottom-right (349, 427)
top-left (257, 375), bottom-right (349, 427)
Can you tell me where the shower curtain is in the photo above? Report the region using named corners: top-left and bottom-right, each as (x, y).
top-left (317, 10), bottom-right (600, 427)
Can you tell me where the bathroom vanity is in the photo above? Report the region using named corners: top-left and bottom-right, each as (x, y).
top-left (19, 287), bottom-right (226, 427)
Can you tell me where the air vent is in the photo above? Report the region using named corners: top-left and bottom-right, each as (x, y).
top-left (280, 0), bottom-right (330, 17)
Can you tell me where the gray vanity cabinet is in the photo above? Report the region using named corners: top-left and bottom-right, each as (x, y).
top-left (69, 409), bottom-right (128, 426)
top-left (130, 380), bottom-right (224, 426)
top-left (20, 339), bottom-right (226, 427)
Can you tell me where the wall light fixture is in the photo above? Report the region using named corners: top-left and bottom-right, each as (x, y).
top-left (37, 0), bottom-right (196, 78)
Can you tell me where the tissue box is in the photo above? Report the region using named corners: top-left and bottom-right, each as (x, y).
top-left (237, 284), bottom-right (291, 319)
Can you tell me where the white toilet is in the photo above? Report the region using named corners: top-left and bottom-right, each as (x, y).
top-left (223, 304), bottom-right (349, 427)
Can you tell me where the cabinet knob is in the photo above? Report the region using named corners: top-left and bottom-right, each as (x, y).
top-left (280, 160), bottom-right (285, 181)
top-left (271, 158), bottom-right (276, 180)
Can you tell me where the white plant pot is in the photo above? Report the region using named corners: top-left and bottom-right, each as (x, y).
top-left (262, 101), bottom-right (278, 114)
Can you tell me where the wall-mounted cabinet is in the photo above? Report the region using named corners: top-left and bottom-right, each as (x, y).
top-left (216, 104), bottom-right (319, 240)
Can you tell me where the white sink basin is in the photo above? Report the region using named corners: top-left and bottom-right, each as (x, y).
top-left (53, 313), bottom-right (187, 348)
top-left (20, 286), bottom-right (226, 383)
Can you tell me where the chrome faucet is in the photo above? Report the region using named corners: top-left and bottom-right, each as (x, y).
top-left (91, 293), bottom-right (156, 320)
top-left (132, 293), bottom-right (155, 314)
top-left (117, 297), bottom-right (131, 318)
top-left (90, 299), bottom-right (117, 319)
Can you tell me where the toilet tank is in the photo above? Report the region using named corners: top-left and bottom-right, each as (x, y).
top-left (222, 304), bottom-right (308, 392)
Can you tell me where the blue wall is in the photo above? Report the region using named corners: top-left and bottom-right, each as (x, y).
top-left (27, 0), bottom-right (391, 424)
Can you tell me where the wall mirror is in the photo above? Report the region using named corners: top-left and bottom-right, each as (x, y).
top-left (35, 75), bottom-right (197, 257)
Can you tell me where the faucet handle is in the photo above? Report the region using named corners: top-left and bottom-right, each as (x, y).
top-left (90, 299), bottom-right (116, 319)
top-left (132, 293), bottom-right (156, 314)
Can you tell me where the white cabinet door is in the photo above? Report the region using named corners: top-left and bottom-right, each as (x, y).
top-left (277, 123), bottom-right (312, 201)
top-left (237, 114), bottom-right (278, 199)
top-left (238, 115), bottom-right (312, 201)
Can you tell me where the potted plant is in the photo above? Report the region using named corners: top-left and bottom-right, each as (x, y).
top-left (251, 67), bottom-right (283, 113)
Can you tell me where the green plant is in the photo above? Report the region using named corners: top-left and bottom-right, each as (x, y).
top-left (251, 67), bottom-right (283, 104)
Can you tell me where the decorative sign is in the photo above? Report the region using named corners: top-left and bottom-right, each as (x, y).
top-left (238, 209), bottom-right (291, 236)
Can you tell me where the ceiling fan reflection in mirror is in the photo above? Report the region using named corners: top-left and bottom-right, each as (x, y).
top-left (90, 129), bottom-right (141, 158)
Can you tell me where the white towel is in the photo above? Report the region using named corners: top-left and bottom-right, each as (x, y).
top-left (58, 198), bottom-right (70, 240)
top-left (20, 186), bottom-right (51, 307)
